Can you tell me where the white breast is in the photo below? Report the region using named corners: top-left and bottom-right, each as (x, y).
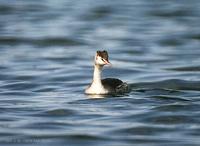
top-left (85, 84), bottom-right (108, 94)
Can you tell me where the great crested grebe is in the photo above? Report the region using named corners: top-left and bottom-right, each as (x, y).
top-left (85, 50), bottom-right (129, 95)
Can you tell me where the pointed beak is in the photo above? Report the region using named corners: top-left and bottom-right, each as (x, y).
top-left (104, 59), bottom-right (111, 65)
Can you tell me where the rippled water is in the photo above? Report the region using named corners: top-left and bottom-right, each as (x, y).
top-left (1, 0), bottom-right (200, 145)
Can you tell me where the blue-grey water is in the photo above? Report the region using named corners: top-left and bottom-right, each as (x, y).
top-left (1, 0), bottom-right (200, 146)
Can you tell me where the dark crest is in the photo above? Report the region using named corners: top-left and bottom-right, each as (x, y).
top-left (97, 50), bottom-right (109, 60)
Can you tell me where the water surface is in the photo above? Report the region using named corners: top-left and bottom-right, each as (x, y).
top-left (0, 0), bottom-right (200, 146)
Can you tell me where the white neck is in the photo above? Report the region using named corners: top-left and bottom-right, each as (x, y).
top-left (85, 63), bottom-right (108, 94)
top-left (92, 64), bottom-right (103, 86)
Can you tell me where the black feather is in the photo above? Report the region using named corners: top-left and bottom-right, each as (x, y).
top-left (101, 78), bottom-right (123, 91)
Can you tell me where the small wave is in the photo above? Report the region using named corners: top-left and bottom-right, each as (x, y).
top-left (66, 134), bottom-right (108, 141)
top-left (146, 95), bottom-right (190, 102)
top-left (0, 37), bottom-right (86, 46)
top-left (37, 108), bottom-right (77, 117)
top-left (166, 66), bottom-right (200, 72)
top-left (0, 5), bottom-right (15, 14)
top-left (142, 114), bottom-right (195, 125)
top-left (185, 33), bottom-right (200, 40)
top-left (148, 9), bottom-right (193, 18)
top-left (130, 79), bottom-right (200, 91)
top-left (81, 6), bottom-right (113, 21)
top-left (110, 125), bottom-right (173, 136)
top-left (1, 81), bottom-right (39, 90)
top-left (152, 103), bottom-right (199, 112)
top-left (158, 38), bottom-right (184, 46)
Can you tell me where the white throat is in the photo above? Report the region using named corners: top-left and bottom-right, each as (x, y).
top-left (92, 64), bottom-right (103, 85)
top-left (85, 64), bottom-right (108, 94)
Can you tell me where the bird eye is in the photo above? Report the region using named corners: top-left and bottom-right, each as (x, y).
top-left (101, 58), bottom-right (105, 62)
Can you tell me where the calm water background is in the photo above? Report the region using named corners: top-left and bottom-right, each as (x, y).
top-left (0, 0), bottom-right (200, 146)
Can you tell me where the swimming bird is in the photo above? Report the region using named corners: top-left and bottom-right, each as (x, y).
top-left (85, 50), bottom-right (129, 95)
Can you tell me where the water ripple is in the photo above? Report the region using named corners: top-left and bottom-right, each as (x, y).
top-left (1, 0), bottom-right (200, 146)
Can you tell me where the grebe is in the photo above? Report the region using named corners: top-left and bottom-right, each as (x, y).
top-left (85, 50), bottom-right (129, 95)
